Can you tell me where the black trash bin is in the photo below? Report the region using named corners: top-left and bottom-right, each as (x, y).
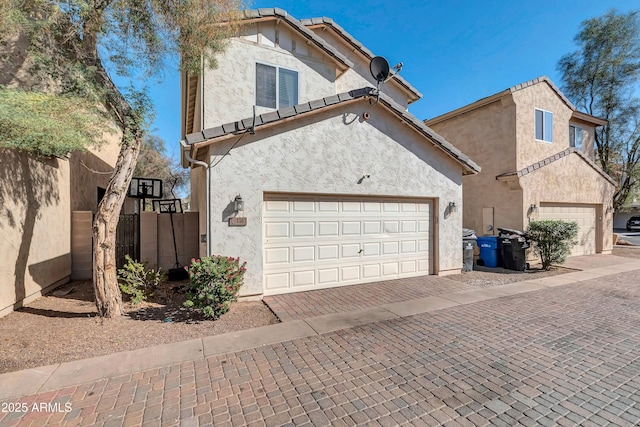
top-left (498, 228), bottom-right (531, 271)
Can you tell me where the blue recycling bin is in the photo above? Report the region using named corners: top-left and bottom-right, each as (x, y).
top-left (477, 235), bottom-right (499, 268)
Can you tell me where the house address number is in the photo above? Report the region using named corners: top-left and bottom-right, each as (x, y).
top-left (229, 217), bottom-right (247, 227)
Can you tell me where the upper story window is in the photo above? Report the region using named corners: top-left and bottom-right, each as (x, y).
top-left (256, 63), bottom-right (298, 109)
top-left (569, 125), bottom-right (583, 150)
top-left (535, 108), bottom-right (553, 143)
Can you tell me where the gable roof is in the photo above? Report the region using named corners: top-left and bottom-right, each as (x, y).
top-left (300, 17), bottom-right (422, 103)
top-left (426, 76), bottom-right (606, 126)
top-left (183, 87), bottom-right (480, 175)
top-left (241, 8), bottom-right (354, 72)
top-left (496, 147), bottom-right (616, 186)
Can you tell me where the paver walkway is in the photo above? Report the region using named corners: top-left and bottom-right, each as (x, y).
top-left (264, 254), bottom-right (633, 322)
top-left (263, 275), bottom-right (470, 322)
top-left (1, 257), bottom-right (640, 426)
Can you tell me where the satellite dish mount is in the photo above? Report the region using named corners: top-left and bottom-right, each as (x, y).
top-left (368, 56), bottom-right (404, 106)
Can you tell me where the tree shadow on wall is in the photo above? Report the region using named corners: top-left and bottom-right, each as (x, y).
top-left (0, 149), bottom-right (61, 308)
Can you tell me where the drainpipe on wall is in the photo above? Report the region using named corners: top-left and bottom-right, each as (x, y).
top-left (180, 140), bottom-right (211, 256)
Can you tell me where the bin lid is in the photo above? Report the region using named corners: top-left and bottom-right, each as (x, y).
top-left (497, 227), bottom-right (525, 236)
top-left (462, 228), bottom-right (476, 238)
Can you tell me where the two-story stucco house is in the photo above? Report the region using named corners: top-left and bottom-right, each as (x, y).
top-left (180, 8), bottom-right (480, 298)
top-left (425, 76), bottom-right (616, 257)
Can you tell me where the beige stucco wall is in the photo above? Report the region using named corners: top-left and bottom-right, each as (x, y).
top-left (428, 97), bottom-right (519, 234)
top-left (0, 150), bottom-right (71, 316)
top-left (156, 212), bottom-right (199, 271)
top-left (69, 132), bottom-right (121, 212)
top-left (202, 23), bottom-right (338, 129)
top-left (201, 100), bottom-right (464, 297)
top-left (1, 133), bottom-right (120, 316)
top-left (513, 83), bottom-right (597, 168)
top-left (307, 28), bottom-right (411, 108)
top-left (522, 154), bottom-right (615, 252)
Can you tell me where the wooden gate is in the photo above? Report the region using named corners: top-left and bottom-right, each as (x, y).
top-left (116, 214), bottom-right (140, 268)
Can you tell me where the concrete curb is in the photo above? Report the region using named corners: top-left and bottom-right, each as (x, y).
top-left (1, 259), bottom-right (639, 400)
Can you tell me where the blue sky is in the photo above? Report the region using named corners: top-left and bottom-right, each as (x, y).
top-left (142, 1), bottom-right (639, 163)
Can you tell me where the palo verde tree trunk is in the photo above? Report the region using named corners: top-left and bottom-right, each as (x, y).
top-left (92, 135), bottom-right (142, 317)
top-left (84, 28), bottom-right (143, 318)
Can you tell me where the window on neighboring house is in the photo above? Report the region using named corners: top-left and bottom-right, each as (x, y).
top-left (535, 108), bottom-right (553, 142)
top-left (256, 63), bottom-right (298, 109)
top-left (569, 125), bottom-right (583, 150)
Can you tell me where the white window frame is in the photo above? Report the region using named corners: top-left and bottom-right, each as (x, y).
top-left (255, 61), bottom-right (299, 109)
top-left (569, 124), bottom-right (583, 150)
top-left (534, 108), bottom-right (553, 143)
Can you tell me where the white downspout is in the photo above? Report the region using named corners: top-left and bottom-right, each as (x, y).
top-left (181, 140), bottom-right (211, 256)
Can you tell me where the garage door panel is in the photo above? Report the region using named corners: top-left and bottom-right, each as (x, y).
top-left (292, 270), bottom-right (315, 287)
top-left (363, 202), bottom-right (381, 212)
top-left (342, 265), bottom-right (360, 281)
top-left (401, 240), bottom-right (417, 254)
top-left (293, 200), bottom-right (315, 212)
top-left (318, 245), bottom-right (339, 260)
top-left (382, 262), bottom-right (399, 276)
top-left (342, 202), bottom-right (360, 212)
top-left (342, 222), bottom-right (361, 235)
top-left (263, 196), bottom-right (432, 295)
top-left (265, 222), bottom-right (289, 238)
top-left (292, 246), bottom-right (315, 263)
top-left (318, 201), bottom-right (339, 212)
top-left (342, 244), bottom-right (361, 258)
top-left (363, 242), bottom-right (380, 256)
top-left (382, 242), bottom-right (399, 255)
top-left (265, 272), bottom-right (289, 290)
top-left (264, 200), bottom-right (289, 212)
top-left (383, 202), bottom-right (399, 212)
top-left (318, 221), bottom-right (339, 236)
top-left (401, 221), bottom-right (417, 233)
top-left (265, 247), bottom-right (289, 264)
top-left (401, 260), bottom-right (417, 274)
top-left (318, 268), bottom-right (339, 284)
top-left (292, 222), bottom-right (314, 237)
top-left (539, 205), bottom-right (596, 256)
top-left (383, 221), bottom-right (399, 233)
top-left (363, 221), bottom-right (381, 234)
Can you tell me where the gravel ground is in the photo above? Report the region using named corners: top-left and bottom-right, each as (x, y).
top-left (1, 246), bottom-right (638, 375)
top-left (446, 264), bottom-right (575, 288)
top-left (0, 280), bottom-right (278, 374)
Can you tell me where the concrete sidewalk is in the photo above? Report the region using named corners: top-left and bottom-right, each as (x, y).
top-left (2, 257), bottom-right (639, 402)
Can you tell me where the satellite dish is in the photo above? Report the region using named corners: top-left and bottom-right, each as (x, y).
top-left (370, 56), bottom-right (390, 83)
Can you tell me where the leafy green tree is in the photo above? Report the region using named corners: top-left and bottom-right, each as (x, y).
top-left (1, 0), bottom-right (243, 317)
top-left (557, 9), bottom-right (640, 210)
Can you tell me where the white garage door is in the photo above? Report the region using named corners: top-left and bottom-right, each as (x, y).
top-left (538, 205), bottom-right (597, 256)
top-left (263, 195), bottom-right (432, 295)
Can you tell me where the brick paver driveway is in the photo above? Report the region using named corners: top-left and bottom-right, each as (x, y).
top-left (3, 269), bottom-right (640, 426)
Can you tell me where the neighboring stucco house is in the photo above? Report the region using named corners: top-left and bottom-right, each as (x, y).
top-left (180, 8), bottom-right (480, 298)
top-left (425, 76), bottom-right (616, 257)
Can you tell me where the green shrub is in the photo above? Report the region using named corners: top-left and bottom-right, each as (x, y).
top-left (183, 255), bottom-right (247, 319)
top-left (117, 255), bottom-right (165, 305)
top-left (526, 220), bottom-right (578, 270)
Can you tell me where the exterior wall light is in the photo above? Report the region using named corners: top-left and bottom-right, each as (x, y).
top-left (448, 201), bottom-right (458, 213)
top-left (234, 195), bottom-right (244, 214)
top-left (530, 204), bottom-right (538, 213)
